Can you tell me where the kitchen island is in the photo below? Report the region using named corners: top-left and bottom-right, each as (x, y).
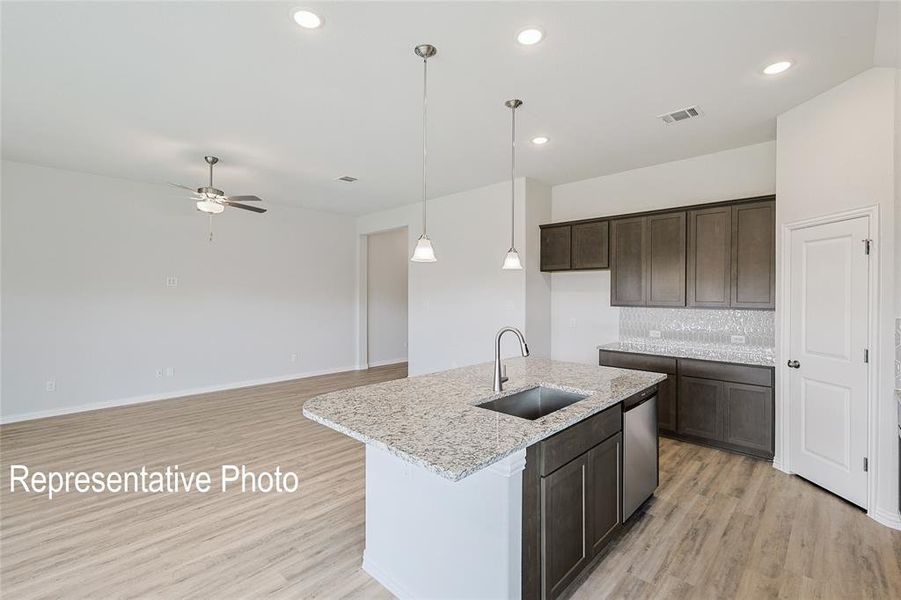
top-left (303, 357), bottom-right (665, 599)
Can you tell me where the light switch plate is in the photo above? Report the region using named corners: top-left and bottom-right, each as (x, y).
top-left (45, 380), bottom-right (56, 392)
top-left (166, 276), bottom-right (178, 288)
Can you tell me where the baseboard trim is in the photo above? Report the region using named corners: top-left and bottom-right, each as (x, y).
top-left (870, 507), bottom-right (901, 531)
top-left (362, 551), bottom-right (416, 599)
top-left (366, 358), bottom-right (408, 368)
top-left (0, 364), bottom-right (361, 425)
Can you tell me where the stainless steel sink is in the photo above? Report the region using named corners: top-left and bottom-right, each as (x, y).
top-left (476, 386), bottom-right (588, 420)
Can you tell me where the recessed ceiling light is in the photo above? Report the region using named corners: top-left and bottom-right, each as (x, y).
top-left (292, 9), bottom-right (323, 29)
top-left (516, 27), bottom-right (544, 46)
top-left (531, 136), bottom-right (549, 145)
top-left (763, 60), bottom-right (792, 75)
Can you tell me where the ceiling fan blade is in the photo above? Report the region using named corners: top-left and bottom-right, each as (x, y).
top-left (224, 201), bottom-right (267, 214)
top-left (225, 194), bottom-right (263, 202)
top-left (168, 182), bottom-right (197, 192)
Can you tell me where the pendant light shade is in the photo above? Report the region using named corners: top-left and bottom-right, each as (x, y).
top-left (411, 235), bottom-right (437, 262)
top-left (502, 248), bottom-right (523, 270)
top-left (502, 99), bottom-right (524, 270)
top-left (411, 44), bottom-right (438, 263)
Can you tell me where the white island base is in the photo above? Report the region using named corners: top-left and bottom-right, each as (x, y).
top-left (362, 445), bottom-right (527, 599)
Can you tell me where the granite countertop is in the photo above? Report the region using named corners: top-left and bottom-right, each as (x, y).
top-left (303, 357), bottom-right (665, 481)
top-left (598, 340), bottom-right (776, 367)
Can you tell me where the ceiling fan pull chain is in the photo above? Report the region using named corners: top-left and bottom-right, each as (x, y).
top-left (208, 213), bottom-right (214, 242)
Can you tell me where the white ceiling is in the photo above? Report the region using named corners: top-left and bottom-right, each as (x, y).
top-left (1, 1), bottom-right (882, 214)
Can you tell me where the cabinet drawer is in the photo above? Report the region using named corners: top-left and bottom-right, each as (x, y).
top-left (539, 405), bottom-right (622, 477)
top-left (599, 350), bottom-right (676, 374)
top-left (678, 358), bottom-right (773, 387)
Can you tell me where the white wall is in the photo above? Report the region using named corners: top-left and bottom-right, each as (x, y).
top-left (366, 227), bottom-right (408, 366)
top-left (1, 160), bottom-right (358, 422)
top-left (356, 178), bottom-right (550, 376)
top-left (550, 141), bottom-right (777, 364)
top-left (776, 67), bottom-right (898, 527)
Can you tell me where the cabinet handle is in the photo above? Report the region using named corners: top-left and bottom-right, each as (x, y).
top-left (787, 360), bottom-right (800, 369)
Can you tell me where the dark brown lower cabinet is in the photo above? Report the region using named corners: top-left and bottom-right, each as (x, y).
top-left (524, 406), bottom-right (626, 600)
top-left (598, 351), bottom-right (676, 434)
top-left (677, 373), bottom-right (774, 459)
top-left (540, 433), bottom-right (623, 600)
top-left (722, 382), bottom-right (774, 455)
top-left (599, 349), bottom-right (774, 459)
top-left (677, 376), bottom-right (723, 440)
top-left (541, 453), bottom-right (590, 599)
top-left (587, 433), bottom-right (622, 555)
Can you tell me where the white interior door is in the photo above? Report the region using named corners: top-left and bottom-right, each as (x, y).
top-left (788, 216), bottom-right (869, 508)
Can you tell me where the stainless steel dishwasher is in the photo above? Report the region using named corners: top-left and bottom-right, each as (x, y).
top-left (623, 387), bottom-right (659, 520)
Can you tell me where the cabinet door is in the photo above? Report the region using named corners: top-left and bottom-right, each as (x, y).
top-left (541, 455), bottom-right (588, 599)
top-left (571, 221), bottom-right (609, 269)
top-left (722, 382), bottom-right (774, 457)
top-left (541, 225), bottom-right (572, 271)
top-left (646, 212), bottom-right (687, 307)
top-left (731, 200), bottom-right (775, 309)
top-left (687, 206), bottom-right (732, 308)
top-left (657, 375), bottom-right (677, 434)
top-left (677, 375), bottom-right (723, 441)
top-left (587, 433), bottom-right (622, 556)
top-left (610, 217), bottom-right (647, 306)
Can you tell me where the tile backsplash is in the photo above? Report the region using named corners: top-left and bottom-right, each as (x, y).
top-left (620, 307), bottom-right (775, 350)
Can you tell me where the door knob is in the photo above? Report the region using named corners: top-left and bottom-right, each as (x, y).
top-left (787, 360), bottom-right (800, 369)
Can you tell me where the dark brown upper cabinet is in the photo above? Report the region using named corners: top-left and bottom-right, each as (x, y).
top-left (687, 205), bottom-right (732, 308)
top-left (731, 200), bottom-right (775, 309)
top-left (610, 216), bottom-right (647, 306)
top-left (646, 212), bottom-right (686, 307)
top-left (540, 225), bottom-right (571, 271)
top-left (571, 221), bottom-right (609, 269)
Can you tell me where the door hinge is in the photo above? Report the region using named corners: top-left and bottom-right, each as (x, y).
top-left (864, 349), bottom-right (869, 363)
top-left (863, 239), bottom-right (872, 255)
top-left (863, 457), bottom-right (868, 472)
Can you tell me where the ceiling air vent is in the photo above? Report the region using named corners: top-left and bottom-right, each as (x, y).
top-left (336, 175), bottom-right (358, 183)
top-left (657, 105), bottom-right (702, 124)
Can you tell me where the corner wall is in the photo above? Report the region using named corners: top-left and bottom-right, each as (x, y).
top-left (776, 67), bottom-right (899, 527)
top-left (1, 160), bottom-right (359, 422)
top-left (356, 178), bottom-right (551, 376)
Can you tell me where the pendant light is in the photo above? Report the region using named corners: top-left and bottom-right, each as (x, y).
top-left (411, 44), bottom-right (438, 263)
top-left (502, 99), bottom-right (523, 270)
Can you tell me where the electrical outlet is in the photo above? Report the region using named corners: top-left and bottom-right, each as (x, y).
top-left (569, 318), bottom-right (577, 328)
top-left (155, 369), bottom-right (163, 378)
top-left (649, 330), bottom-right (662, 338)
top-left (45, 380), bottom-right (56, 392)
top-left (166, 276), bottom-right (178, 288)
top-left (165, 367), bottom-right (175, 377)
top-left (290, 354), bottom-right (298, 363)
top-left (730, 335), bottom-right (747, 345)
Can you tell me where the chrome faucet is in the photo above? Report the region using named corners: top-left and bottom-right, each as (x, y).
top-left (494, 326), bottom-right (530, 392)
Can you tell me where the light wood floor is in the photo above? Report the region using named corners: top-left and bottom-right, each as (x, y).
top-left (2, 364), bottom-right (899, 599)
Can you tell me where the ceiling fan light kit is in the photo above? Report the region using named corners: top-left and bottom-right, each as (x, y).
top-left (169, 156), bottom-right (267, 240)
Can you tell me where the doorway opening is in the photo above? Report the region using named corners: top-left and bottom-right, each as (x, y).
top-left (364, 227), bottom-right (409, 368)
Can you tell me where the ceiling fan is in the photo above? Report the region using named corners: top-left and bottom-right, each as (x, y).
top-left (169, 156), bottom-right (267, 216)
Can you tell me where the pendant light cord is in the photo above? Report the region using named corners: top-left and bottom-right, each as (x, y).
top-left (510, 104), bottom-right (516, 250)
top-left (421, 56), bottom-right (428, 236)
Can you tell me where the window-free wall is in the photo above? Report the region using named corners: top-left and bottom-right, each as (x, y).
top-left (356, 178), bottom-right (551, 376)
top-left (776, 67), bottom-right (899, 528)
top-left (1, 160), bottom-right (359, 422)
